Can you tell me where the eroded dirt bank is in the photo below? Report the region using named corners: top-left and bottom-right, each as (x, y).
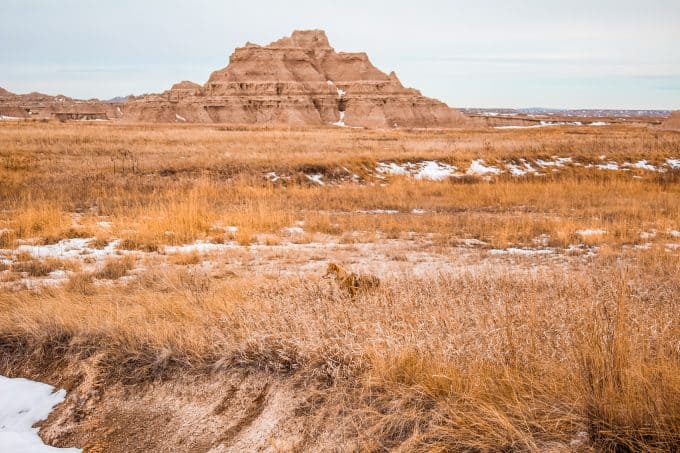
top-left (7, 364), bottom-right (351, 452)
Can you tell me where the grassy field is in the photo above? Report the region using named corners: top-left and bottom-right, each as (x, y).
top-left (1, 121), bottom-right (679, 451)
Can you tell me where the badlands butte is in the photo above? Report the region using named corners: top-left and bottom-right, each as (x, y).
top-left (0, 30), bottom-right (471, 128)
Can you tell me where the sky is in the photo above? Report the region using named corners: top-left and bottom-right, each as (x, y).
top-left (1, 0), bottom-right (679, 109)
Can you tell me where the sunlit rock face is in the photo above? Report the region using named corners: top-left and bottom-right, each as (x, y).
top-left (123, 30), bottom-right (470, 128)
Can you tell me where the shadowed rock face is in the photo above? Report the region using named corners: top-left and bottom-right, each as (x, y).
top-left (123, 29), bottom-right (470, 128)
top-left (662, 111), bottom-right (680, 131)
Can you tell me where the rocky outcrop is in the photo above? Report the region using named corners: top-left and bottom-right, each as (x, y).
top-left (1, 30), bottom-right (470, 128)
top-left (122, 30), bottom-right (470, 128)
top-left (661, 111), bottom-right (680, 131)
top-left (0, 88), bottom-right (122, 120)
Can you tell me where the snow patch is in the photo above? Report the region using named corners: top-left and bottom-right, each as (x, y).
top-left (305, 174), bottom-right (325, 185)
top-left (376, 162), bottom-right (409, 176)
top-left (460, 238), bottom-right (488, 247)
top-left (640, 230), bottom-right (656, 240)
top-left (576, 229), bottom-right (607, 236)
top-left (357, 209), bottom-right (399, 215)
top-left (281, 226), bottom-right (304, 235)
top-left (17, 238), bottom-right (100, 259)
top-left (332, 111), bottom-right (346, 127)
top-left (505, 163), bottom-right (527, 176)
top-left (667, 159), bottom-right (680, 169)
top-left (414, 161), bottom-right (457, 180)
top-left (596, 162), bottom-right (619, 170)
top-left (175, 114), bottom-right (186, 122)
top-left (164, 240), bottom-right (234, 254)
top-left (467, 159), bottom-right (501, 176)
top-left (489, 248), bottom-right (554, 256)
top-left (0, 375), bottom-right (80, 452)
top-left (634, 160), bottom-right (656, 171)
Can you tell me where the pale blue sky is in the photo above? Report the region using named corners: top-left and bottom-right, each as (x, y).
top-left (1, 0), bottom-right (679, 108)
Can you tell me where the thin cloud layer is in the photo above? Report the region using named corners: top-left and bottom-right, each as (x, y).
top-left (1, 0), bottom-right (678, 108)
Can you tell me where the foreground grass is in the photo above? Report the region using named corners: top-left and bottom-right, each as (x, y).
top-left (1, 251), bottom-right (678, 451)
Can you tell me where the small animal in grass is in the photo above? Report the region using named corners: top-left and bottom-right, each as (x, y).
top-left (324, 263), bottom-right (380, 297)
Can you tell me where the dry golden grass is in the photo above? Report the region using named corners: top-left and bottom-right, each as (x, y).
top-left (0, 122), bottom-right (678, 450)
top-left (169, 251), bottom-right (201, 266)
top-left (64, 272), bottom-right (96, 295)
top-left (0, 251), bottom-right (678, 450)
top-left (94, 255), bottom-right (136, 280)
top-left (0, 122), bottom-right (678, 252)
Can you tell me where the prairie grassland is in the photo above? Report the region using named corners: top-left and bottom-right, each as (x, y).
top-left (1, 122), bottom-right (679, 250)
top-left (1, 122), bottom-right (679, 450)
top-left (1, 251), bottom-right (678, 450)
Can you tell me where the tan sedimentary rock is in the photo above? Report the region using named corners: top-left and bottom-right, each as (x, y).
top-left (0, 88), bottom-right (122, 120)
top-left (661, 111), bottom-right (680, 130)
top-left (1, 30), bottom-right (470, 128)
top-left (123, 29), bottom-right (470, 128)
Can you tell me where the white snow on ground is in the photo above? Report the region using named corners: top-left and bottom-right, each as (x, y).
top-left (305, 173), bottom-right (325, 185)
top-left (332, 111), bottom-right (346, 127)
top-left (467, 159), bottom-right (501, 176)
top-left (536, 157), bottom-right (571, 167)
top-left (488, 248), bottom-right (554, 256)
top-left (336, 87), bottom-right (346, 98)
top-left (175, 114), bottom-right (186, 122)
top-left (375, 161), bottom-right (456, 180)
top-left (596, 162), bottom-right (620, 170)
top-left (0, 375), bottom-right (80, 452)
top-left (411, 209), bottom-right (426, 215)
top-left (376, 162), bottom-right (410, 176)
top-left (265, 171), bottom-right (279, 182)
top-left (164, 240), bottom-right (235, 254)
top-left (589, 121), bottom-right (609, 126)
top-left (667, 159), bottom-right (680, 169)
top-left (0, 116), bottom-right (23, 121)
top-left (494, 124), bottom-right (548, 130)
top-left (414, 161), bottom-right (457, 180)
top-left (505, 163), bottom-right (527, 176)
top-left (371, 157), bottom-right (666, 181)
top-left (577, 229), bottom-right (607, 236)
top-left (16, 238), bottom-right (120, 261)
top-left (460, 238), bottom-right (488, 247)
top-left (280, 226), bottom-right (305, 235)
top-left (670, 230), bottom-right (680, 238)
top-left (640, 230), bottom-right (657, 240)
top-left (634, 160), bottom-right (656, 171)
top-left (494, 121), bottom-right (584, 130)
top-left (357, 209), bottom-right (399, 215)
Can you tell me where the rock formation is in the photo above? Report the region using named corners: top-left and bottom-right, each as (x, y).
top-left (122, 30), bottom-right (470, 128)
top-left (1, 30), bottom-right (471, 128)
top-left (661, 111), bottom-right (680, 131)
top-left (0, 88), bottom-right (121, 120)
